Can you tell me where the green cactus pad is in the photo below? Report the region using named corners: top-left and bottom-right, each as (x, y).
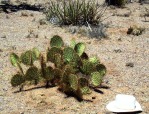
top-left (25, 66), bottom-right (40, 83)
top-left (47, 47), bottom-right (63, 63)
top-left (10, 53), bottom-right (20, 67)
top-left (96, 64), bottom-right (106, 77)
top-left (80, 86), bottom-right (91, 95)
top-left (50, 35), bottom-right (64, 48)
top-left (32, 48), bottom-right (40, 60)
top-left (80, 59), bottom-right (96, 75)
top-left (63, 47), bottom-right (75, 62)
top-left (74, 43), bottom-right (85, 56)
top-left (78, 78), bottom-right (90, 94)
top-left (63, 64), bottom-right (76, 75)
top-left (43, 66), bottom-right (54, 81)
top-left (79, 77), bottom-right (89, 87)
top-left (11, 74), bottom-right (25, 87)
top-left (89, 57), bottom-right (99, 64)
top-left (69, 74), bottom-right (78, 91)
top-left (70, 38), bottom-right (76, 49)
top-left (91, 72), bottom-right (103, 87)
top-left (20, 50), bottom-right (32, 65)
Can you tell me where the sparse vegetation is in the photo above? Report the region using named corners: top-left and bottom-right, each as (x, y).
top-left (127, 25), bottom-right (145, 36)
top-left (45, 0), bottom-right (107, 26)
top-left (10, 35), bottom-right (106, 100)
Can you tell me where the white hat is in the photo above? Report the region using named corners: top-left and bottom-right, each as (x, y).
top-left (106, 94), bottom-right (142, 112)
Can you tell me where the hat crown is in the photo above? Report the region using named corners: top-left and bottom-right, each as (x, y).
top-left (115, 94), bottom-right (136, 110)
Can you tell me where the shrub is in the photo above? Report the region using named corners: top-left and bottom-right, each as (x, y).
top-left (10, 35), bottom-right (106, 100)
top-left (106, 0), bottom-right (127, 7)
top-left (45, 0), bottom-right (107, 26)
top-left (127, 25), bottom-right (145, 36)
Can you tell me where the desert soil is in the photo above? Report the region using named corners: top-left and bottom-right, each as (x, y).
top-left (0, 0), bottom-right (149, 114)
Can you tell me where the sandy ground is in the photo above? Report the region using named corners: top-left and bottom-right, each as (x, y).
top-left (0, 0), bottom-right (149, 114)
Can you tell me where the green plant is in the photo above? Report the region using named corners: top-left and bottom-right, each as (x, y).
top-left (10, 35), bottom-right (107, 100)
top-left (10, 48), bottom-right (40, 91)
top-left (45, 0), bottom-right (106, 26)
top-left (127, 25), bottom-right (145, 36)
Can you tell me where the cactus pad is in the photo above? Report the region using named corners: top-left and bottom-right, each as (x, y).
top-left (89, 57), bottom-right (99, 64)
top-left (63, 47), bottom-right (75, 62)
top-left (53, 68), bottom-right (62, 82)
top-left (70, 38), bottom-right (76, 49)
top-left (68, 74), bottom-right (78, 91)
top-left (47, 47), bottom-right (63, 63)
top-left (80, 59), bottom-right (95, 75)
top-left (10, 53), bottom-right (20, 67)
top-left (44, 66), bottom-right (54, 81)
top-left (54, 53), bottom-right (62, 68)
top-left (20, 50), bottom-right (32, 65)
top-left (80, 86), bottom-right (91, 94)
top-left (74, 43), bottom-right (85, 56)
top-left (96, 64), bottom-right (106, 77)
top-left (32, 48), bottom-right (40, 60)
top-left (91, 72), bottom-right (103, 87)
top-left (50, 35), bottom-right (64, 48)
top-left (25, 66), bottom-right (40, 83)
top-left (78, 77), bottom-right (90, 94)
top-left (11, 74), bottom-right (25, 87)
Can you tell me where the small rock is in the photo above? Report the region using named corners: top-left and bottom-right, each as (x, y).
top-left (21, 11), bottom-right (29, 17)
top-left (0, 49), bottom-right (3, 52)
top-left (118, 38), bottom-right (122, 41)
top-left (39, 19), bottom-right (47, 25)
top-left (114, 49), bottom-right (122, 53)
top-left (6, 15), bottom-right (10, 19)
top-left (1, 35), bottom-right (6, 38)
top-left (126, 62), bottom-right (134, 67)
top-left (92, 96), bottom-right (96, 99)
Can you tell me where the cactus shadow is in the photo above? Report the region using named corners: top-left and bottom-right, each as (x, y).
top-left (13, 85), bottom-right (55, 93)
top-left (64, 94), bottom-right (93, 102)
top-left (0, 3), bottom-right (44, 13)
top-left (98, 85), bottom-right (110, 89)
top-left (92, 85), bottom-right (110, 94)
top-left (93, 88), bottom-right (104, 94)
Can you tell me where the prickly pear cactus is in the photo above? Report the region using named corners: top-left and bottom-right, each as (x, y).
top-left (50, 35), bottom-right (64, 48)
top-left (11, 74), bottom-right (25, 87)
top-left (10, 35), bottom-right (107, 100)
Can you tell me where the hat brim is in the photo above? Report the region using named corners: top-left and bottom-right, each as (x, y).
top-left (106, 100), bottom-right (142, 112)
